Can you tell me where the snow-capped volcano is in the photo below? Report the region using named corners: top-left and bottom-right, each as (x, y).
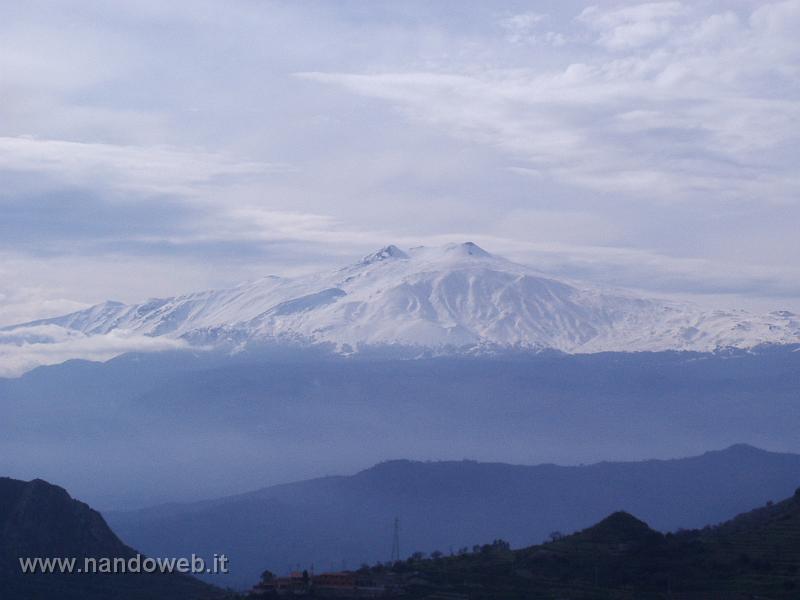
top-left (10, 242), bottom-right (800, 355)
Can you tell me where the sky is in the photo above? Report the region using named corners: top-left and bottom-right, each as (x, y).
top-left (2, 0), bottom-right (800, 332)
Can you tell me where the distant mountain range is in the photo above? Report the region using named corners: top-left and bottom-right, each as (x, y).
top-left (4, 347), bottom-right (800, 510)
top-left (106, 444), bottom-right (800, 588)
top-left (4, 458), bottom-right (799, 599)
top-left (0, 477), bottom-right (225, 600)
top-left (348, 485), bottom-right (800, 599)
top-left (8, 242), bottom-right (800, 361)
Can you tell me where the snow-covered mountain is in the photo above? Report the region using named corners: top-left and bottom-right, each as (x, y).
top-left (10, 242), bottom-right (800, 355)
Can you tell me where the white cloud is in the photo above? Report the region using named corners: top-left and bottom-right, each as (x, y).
top-left (300, 2), bottom-right (800, 205)
top-left (500, 12), bottom-right (568, 47)
top-left (0, 23), bottom-right (130, 93)
top-left (579, 2), bottom-right (687, 49)
top-left (0, 325), bottom-right (190, 378)
top-left (0, 136), bottom-right (288, 197)
top-left (499, 12), bottom-right (560, 45)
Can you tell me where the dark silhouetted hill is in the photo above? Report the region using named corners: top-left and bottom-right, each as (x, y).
top-left (352, 486), bottom-right (800, 599)
top-left (0, 477), bottom-right (227, 600)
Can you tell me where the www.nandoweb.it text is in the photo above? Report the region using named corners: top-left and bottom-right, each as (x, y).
top-left (18, 553), bottom-right (229, 575)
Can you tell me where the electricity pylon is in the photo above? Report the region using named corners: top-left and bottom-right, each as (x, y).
top-left (390, 517), bottom-right (400, 562)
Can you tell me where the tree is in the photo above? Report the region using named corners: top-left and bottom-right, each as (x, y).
top-left (493, 539), bottom-right (510, 550)
top-left (260, 570), bottom-right (275, 584)
top-left (548, 531), bottom-right (565, 543)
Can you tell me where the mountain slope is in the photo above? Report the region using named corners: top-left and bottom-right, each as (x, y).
top-left (106, 444), bottom-right (800, 588)
top-left (8, 242), bottom-right (800, 356)
top-left (0, 477), bottom-right (225, 600)
top-left (355, 486), bottom-right (800, 599)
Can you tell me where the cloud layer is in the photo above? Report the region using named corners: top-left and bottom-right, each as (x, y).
top-left (302, 1), bottom-right (800, 204)
top-left (0, 325), bottom-right (189, 377)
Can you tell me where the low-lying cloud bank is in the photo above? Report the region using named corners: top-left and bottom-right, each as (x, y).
top-left (0, 325), bottom-right (190, 378)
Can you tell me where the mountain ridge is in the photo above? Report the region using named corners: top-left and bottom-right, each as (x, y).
top-left (106, 444), bottom-right (800, 587)
top-left (6, 243), bottom-right (800, 360)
